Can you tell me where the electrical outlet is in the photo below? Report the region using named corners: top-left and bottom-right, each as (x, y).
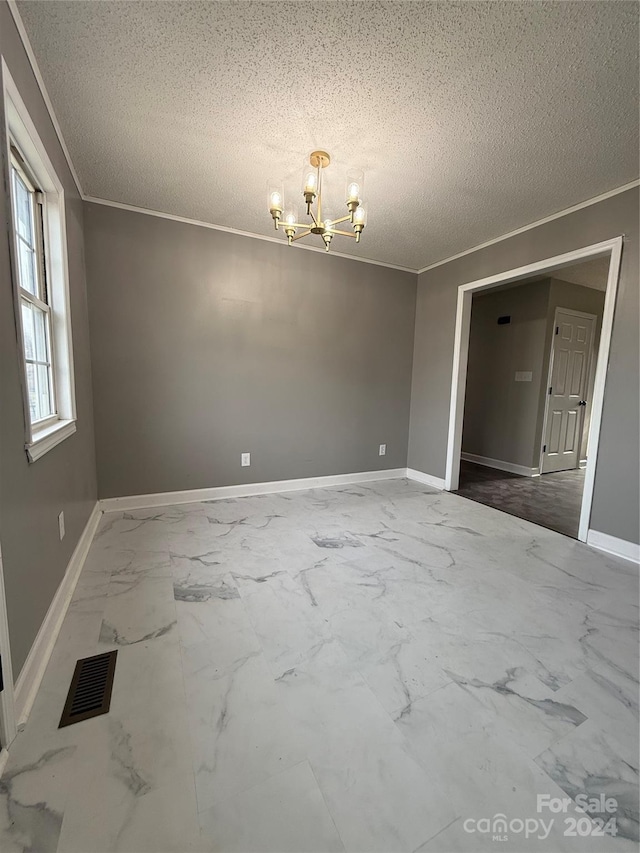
top-left (379, 444), bottom-right (387, 456)
top-left (58, 510), bottom-right (65, 541)
top-left (241, 452), bottom-right (251, 467)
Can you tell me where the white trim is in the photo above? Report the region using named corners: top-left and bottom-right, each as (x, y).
top-left (13, 502), bottom-right (101, 726)
top-left (0, 748), bottom-right (9, 779)
top-left (0, 542), bottom-right (17, 749)
top-left (587, 530), bottom-right (640, 565)
top-left (26, 419), bottom-right (76, 462)
top-left (6, 0), bottom-right (84, 197)
top-left (460, 452), bottom-right (539, 478)
top-left (579, 459), bottom-right (587, 469)
top-left (83, 196), bottom-right (418, 274)
top-left (444, 237), bottom-right (623, 546)
top-left (444, 287), bottom-right (472, 491)
top-left (417, 181), bottom-right (639, 275)
top-left (577, 240), bottom-right (623, 541)
top-left (100, 469), bottom-right (408, 513)
top-left (405, 468), bottom-right (446, 490)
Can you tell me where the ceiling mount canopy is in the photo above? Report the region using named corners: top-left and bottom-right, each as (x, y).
top-left (268, 151), bottom-right (367, 252)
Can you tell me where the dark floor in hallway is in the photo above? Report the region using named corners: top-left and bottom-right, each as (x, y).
top-left (454, 461), bottom-right (586, 538)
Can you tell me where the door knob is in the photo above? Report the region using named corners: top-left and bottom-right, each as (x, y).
top-left (578, 400), bottom-right (587, 406)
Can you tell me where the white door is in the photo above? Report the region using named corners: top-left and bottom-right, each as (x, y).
top-left (541, 309), bottom-right (595, 474)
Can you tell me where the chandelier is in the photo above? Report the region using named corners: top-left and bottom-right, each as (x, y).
top-left (268, 151), bottom-right (367, 252)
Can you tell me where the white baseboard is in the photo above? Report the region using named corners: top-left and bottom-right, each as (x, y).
top-left (587, 530), bottom-right (640, 565)
top-left (100, 469), bottom-right (408, 513)
top-left (461, 452), bottom-right (540, 478)
top-left (13, 502), bottom-right (102, 725)
top-left (405, 468), bottom-right (446, 490)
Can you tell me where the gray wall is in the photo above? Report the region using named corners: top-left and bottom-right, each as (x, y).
top-left (408, 186), bottom-right (639, 545)
top-left (83, 203), bottom-right (416, 499)
top-left (462, 280), bottom-right (551, 469)
top-left (0, 2), bottom-right (97, 678)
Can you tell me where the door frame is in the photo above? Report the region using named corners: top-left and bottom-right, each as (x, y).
top-left (444, 236), bottom-right (623, 543)
top-left (538, 307), bottom-right (598, 476)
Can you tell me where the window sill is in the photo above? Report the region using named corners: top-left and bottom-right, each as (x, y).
top-left (26, 419), bottom-right (76, 463)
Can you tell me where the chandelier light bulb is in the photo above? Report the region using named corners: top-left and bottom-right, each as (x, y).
top-left (302, 169), bottom-right (317, 207)
top-left (353, 206), bottom-right (367, 242)
top-left (268, 182), bottom-right (284, 229)
top-left (302, 162), bottom-right (320, 214)
top-left (347, 182), bottom-right (360, 202)
top-left (345, 168), bottom-right (365, 221)
top-left (283, 203), bottom-right (298, 244)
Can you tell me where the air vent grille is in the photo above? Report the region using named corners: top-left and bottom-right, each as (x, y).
top-left (59, 650), bottom-right (117, 728)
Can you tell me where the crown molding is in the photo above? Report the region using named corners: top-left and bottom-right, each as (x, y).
top-left (83, 196), bottom-right (419, 273)
top-left (417, 179), bottom-right (640, 275)
top-left (6, 0), bottom-right (84, 197)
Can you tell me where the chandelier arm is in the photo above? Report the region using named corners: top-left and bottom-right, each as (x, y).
top-left (329, 214), bottom-right (352, 227)
top-left (275, 220), bottom-right (309, 230)
top-left (291, 229), bottom-right (312, 242)
top-left (308, 206), bottom-right (318, 226)
top-left (329, 229), bottom-right (358, 238)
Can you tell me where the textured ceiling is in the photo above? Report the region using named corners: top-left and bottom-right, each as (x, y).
top-left (17, 1), bottom-right (639, 270)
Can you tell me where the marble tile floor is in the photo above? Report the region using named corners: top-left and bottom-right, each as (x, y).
top-left (0, 479), bottom-right (638, 853)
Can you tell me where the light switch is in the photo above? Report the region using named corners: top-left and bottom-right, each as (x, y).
top-left (515, 371), bottom-right (533, 382)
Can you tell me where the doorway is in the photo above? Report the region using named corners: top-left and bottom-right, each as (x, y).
top-left (455, 282), bottom-right (603, 538)
top-left (444, 237), bottom-right (623, 542)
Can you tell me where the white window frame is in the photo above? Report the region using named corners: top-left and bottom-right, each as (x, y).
top-left (2, 59), bottom-right (76, 462)
top-left (11, 148), bottom-right (58, 428)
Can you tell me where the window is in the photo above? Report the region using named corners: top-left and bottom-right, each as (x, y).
top-left (3, 60), bottom-right (76, 462)
top-left (10, 149), bottom-right (56, 426)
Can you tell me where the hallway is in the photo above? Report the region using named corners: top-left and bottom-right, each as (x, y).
top-left (454, 461), bottom-right (586, 538)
